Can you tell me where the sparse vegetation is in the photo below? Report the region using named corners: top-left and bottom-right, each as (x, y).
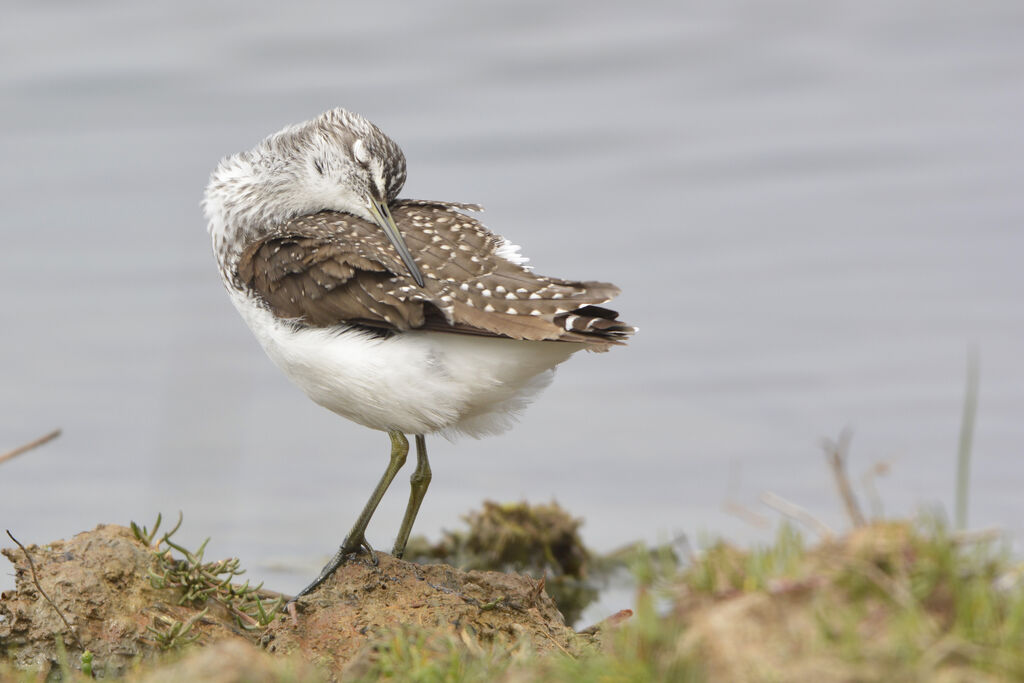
top-left (3, 376), bottom-right (1022, 682)
top-left (3, 507), bottom-right (1024, 681)
top-left (131, 512), bottom-right (283, 631)
top-left (338, 515), bottom-right (1024, 682)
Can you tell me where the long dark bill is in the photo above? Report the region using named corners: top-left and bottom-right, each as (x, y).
top-left (367, 200), bottom-right (425, 287)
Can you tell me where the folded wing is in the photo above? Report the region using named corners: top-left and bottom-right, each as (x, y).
top-left (235, 201), bottom-right (634, 348)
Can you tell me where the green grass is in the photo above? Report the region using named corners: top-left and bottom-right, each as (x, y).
top-left (351, 516), bottom-right (1024, 682)
top-left (4, 513), bottom-right (1022, 682)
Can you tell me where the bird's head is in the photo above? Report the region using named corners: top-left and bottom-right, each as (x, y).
top-left (205, 107), bottom-right (424, 285)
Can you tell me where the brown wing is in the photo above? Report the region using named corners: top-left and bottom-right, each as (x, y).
top-left (235, 202), bottom-right (634, 347)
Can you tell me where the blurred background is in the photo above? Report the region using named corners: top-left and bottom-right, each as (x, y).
top-left (2, 1), bottom-right (1022, 620)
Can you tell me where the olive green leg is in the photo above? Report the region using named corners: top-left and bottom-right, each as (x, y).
top-left (291, 430), bottom-right (409, 602)
top-left (392, 434), bottom-right (432, 559)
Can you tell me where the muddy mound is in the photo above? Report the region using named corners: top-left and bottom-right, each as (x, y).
top-left (0, 524), bottom-right (584, 679)
top-left (404, 500), bottom-right (599, 625)
top-left (267, 552), bottom-right (577, 674)
top-left (0, 525), bottom-right (254, 678)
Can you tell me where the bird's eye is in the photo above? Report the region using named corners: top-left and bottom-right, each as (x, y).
top-left (313, 159), bottom-right (325, 176)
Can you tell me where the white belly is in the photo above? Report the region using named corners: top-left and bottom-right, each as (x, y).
top-left (230, 290), bottom-right (579, 437)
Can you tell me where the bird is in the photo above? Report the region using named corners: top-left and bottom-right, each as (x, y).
top-left (203, 108), bottom-right (634, 601)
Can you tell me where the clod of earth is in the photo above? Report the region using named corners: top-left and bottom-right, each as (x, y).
top-left (0, 524), bottom-right (590, 679)
top-left (404, 500), bottom-right (601, 625)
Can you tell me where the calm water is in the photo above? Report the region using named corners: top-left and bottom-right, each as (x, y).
top-left (2, 3), bottom-right (1023, 620)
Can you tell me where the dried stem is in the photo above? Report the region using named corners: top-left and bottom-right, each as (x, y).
top-left (955, 347), bottom-right (980, 530)
top-left (0, 429), bottom-right (61, 466)
top-left (760, 492), bottom-right (834, 538)
top-left (578, 608), bottom-right (633, 636)
top-left (5, 529), bottom-right (85, 650)
top-left (860, 459), bottom-right (893, 521)
top-left (722, 501), bottom-right (772, 530)
top-left (823, 430), bottom-right (866, 528)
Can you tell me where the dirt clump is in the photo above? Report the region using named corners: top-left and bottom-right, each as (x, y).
top-left (404, 500), bottom-right (600, 625)
top-left (267, 552), bottom-right (579, 676)
top-left (673, 522), bottom-right (1008, 683)
top-left (0, 523), bottom-right (585, 680)
top-left (0, 524), bottom-right (252, 678)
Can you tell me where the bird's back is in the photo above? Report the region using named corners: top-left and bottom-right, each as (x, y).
top-left (223, 200), bottom-right (633, 437)
top-left (235, 200), bottom-right (634, 348)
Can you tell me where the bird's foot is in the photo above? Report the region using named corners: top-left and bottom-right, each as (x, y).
top-left (288, 535), bottom-right (377, 606)
top-left (391, 537), bottom-right (412, 560)
top-left (350, 535), bottom-right (378, 566)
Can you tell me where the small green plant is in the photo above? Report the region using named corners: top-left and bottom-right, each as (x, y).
top-left (130, 512), bottom-right (282, 630)
top-left (144, 608), bottom-right (208, 650)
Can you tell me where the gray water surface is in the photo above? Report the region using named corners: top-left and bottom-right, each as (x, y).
top-left (2, 3), bottom-right (1023, 617)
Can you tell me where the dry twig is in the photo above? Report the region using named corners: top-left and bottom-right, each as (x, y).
top-left (0, 429), bottom-right (61, 466)
top-left (5, 529), bottom-right (85, 650)
top-left (723, 500), bottom-right (772, 530)
top-left (955, 347), bottom-right (980, 530)
top-left (823, 430), bottom-right (866, 527)
top-left (722, 461), bottom-right (771, 529)
top-left (759, 492), bottom-right (834, 538)
top-left (578, 608), bottom-right (633, 635)
top-left (860, 459), bottom-right (893, 521)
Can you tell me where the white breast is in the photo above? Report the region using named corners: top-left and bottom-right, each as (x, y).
top-left (228, 289), bottom-right (579, 438)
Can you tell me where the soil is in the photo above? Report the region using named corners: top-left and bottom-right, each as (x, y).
top-left (0, 524), bottom-right (591, 680)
